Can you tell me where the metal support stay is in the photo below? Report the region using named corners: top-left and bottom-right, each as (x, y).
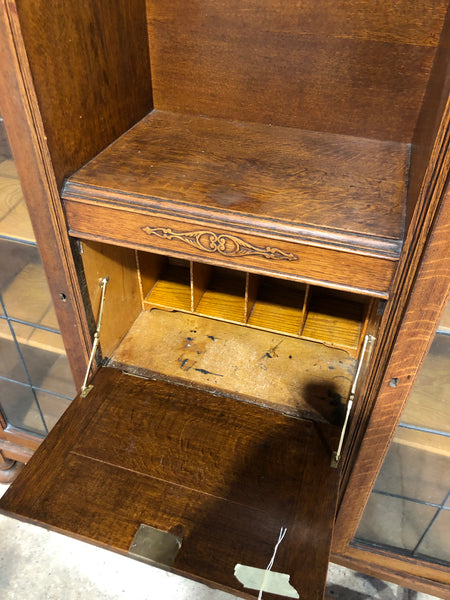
top-left (331, 333), bottom-right (375, 467)
top-left (80, 276), bottom-right (109, 397)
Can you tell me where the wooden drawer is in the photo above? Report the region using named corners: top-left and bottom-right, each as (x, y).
top-left (64, 197), bottom-right (396, 298)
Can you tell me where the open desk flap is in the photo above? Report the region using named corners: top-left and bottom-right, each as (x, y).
top-left (0, 367), bottom-right (339, 600)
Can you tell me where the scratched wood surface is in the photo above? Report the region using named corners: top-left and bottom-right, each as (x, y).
top-left (66, 110), bottom-right (408, 247)
top-left (110, 309), bottom-right (356, 424)
top-left (0, 367), bottom-right (339, 600)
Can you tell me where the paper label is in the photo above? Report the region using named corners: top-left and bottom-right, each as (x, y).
top-left (234, 563), bottom-right (299, 598)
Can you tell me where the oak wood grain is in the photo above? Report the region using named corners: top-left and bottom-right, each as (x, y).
top-left (15, 0), bottom-right (153, 187)
top-left (65, 110), bottom-right (408, 247)
top-left (0, 0), bottom-right (92, 388)
top-left (146, 1), bottom-right (444, 141)
top-left (0, 367), bottom-right (340, 600)
top-left (333, 177), bottom-right (450, 559)
top-left (407, 7), bottom-right (450, 229)
top-left (79, 241), bottom-right (142, 358)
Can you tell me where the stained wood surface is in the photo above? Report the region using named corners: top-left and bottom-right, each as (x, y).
top-left (110, 309), bottom-right (356, 424)
top-left (0, 1), bottom-right (93, 388)
top-left (64, 197), bottom-right (397, 297)
top-left (146, 1), bottom-right (444, 142)
top-left (332, 178), bottom-right (450, 562)
top-left (15, 0), bottom-right (153, 187)
top-left (0, 367), bottom-right (340, 600)
top-left (247, 278), bottom-right (306, 336)
top-left (66, 110), bottom-right (408, 249)
top-left (407, 9), bottom-right (450, 229)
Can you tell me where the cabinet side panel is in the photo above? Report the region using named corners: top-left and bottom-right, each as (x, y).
top-left (15, 0), bottom-right (153, 187)
top-left (407, 5), bottom-right (450, 229)
top-left (79, 241), bottom-right (142, 359)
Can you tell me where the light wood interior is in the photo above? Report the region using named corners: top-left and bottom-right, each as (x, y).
top-left (79, 241), bottom-right (376, 422)
top-left (138, 250), bottom-right (370, 355)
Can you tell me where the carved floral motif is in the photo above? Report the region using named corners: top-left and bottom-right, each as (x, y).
top-left (142, 226), bottom-right (298, 261)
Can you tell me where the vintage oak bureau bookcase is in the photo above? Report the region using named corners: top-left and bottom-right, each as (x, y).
top-left (1, 1), bottom-right (449, 598)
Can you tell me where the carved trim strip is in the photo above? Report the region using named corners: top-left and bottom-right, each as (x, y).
top-left (142, 226), bottom-right (298, 261)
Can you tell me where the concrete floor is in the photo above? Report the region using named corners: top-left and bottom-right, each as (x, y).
top-left (0, 483), bottom-right (441, 600)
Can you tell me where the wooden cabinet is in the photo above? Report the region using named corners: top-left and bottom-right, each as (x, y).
top-left (0, 1), bottom-right (449, 597)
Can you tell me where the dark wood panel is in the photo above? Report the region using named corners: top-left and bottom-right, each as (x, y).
top-left (0, 0), bottom-right (92, 388)
top-left (149, 0), bottom-right (448, 47)
top-left (0, 368), bottom-right (339, 600)
top-left (146, 2), bottom-right (443, 141)
top-left (63, 199), bottom-right (397, 297)
top-left (15, 0), bottom-right (153, 187)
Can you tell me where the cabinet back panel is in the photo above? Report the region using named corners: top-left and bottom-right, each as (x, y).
top-left (15, 0), bottom-right (153, 187)
top-left (146, 0), bottom-right (447, 142)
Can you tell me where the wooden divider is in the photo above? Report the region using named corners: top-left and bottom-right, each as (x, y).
top-left (137, 251), bottom-right (371, 356)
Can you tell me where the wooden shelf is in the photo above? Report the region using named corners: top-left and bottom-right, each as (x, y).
top-left (195, 267), bottom-right (247, 324)
top-left (145, 260), bottom-right (191, 312)
top-left (63, 110), bottom-right (409, 297)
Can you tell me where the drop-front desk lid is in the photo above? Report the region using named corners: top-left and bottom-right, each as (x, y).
top-left (0, 367), bottom-right (340, 600)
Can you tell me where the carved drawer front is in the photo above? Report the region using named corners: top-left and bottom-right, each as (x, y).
top-left (64, 198), bottom-right (395, 297)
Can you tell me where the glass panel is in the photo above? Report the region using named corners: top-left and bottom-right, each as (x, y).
top-left (0, 239), bottom-right (56, 326)
top-left (12, 326), bottom-right (74, 394)
top-left (356, 494), bottom-right (438, 552)
top-left (372, 434), bottom-right (450, 506)
top-left (0, 118), bottom-right (75, 440)
top-left (0, 317), bottom-right (29, 385)
top-left (0, 161), bottom-right (34, 242)
top-left (35, 390), bottom-right (71, 432)
top-left (356, 299), bottom-right (450, 565)
top-left (415, 507), bottom-right (450, 563)
top-left (0, 378), bottom-right (46, 436)
top-left (401, 334), bottom-right (450, 434)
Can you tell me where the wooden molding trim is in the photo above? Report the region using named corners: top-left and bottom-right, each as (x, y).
top-left (331, 547), bottom-right (450, 597)
top-left (0, 426), bottom-right (41, 453)
top-left (0, 438), bottom-right (35, 463)
top-left (333, 181), bottom-right (450, 558)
